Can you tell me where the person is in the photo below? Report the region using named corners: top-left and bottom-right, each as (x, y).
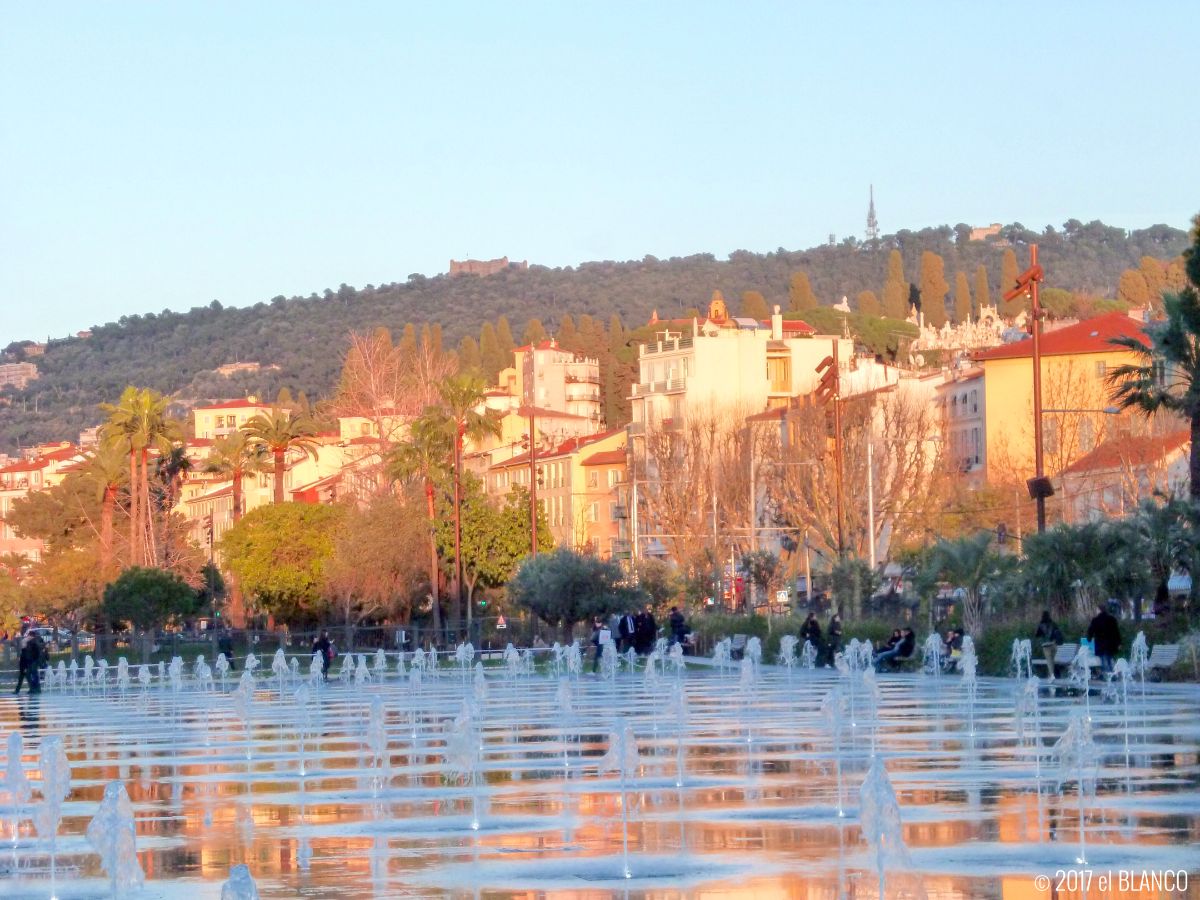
top-left (1034, 610), bottom-right (1064, 680)
top-left (668, 606), bottom-right (687, 646)
top-left (876, 628), bottom-right (916, 670)
top-left (635, 606), bottom-right (657, 655)
top-left (1087, 604), bottom-right (1122, 674)
top-left (873, 629), bottom-right (902, 668)
top-left (312, 630), bottom-right (333, 681)
top-left (825, 613), bottom-right (843, 666)
top-left (591, 617), bottom-right (611, 674)
top-left (617, 611), bottom-right (637, 654)
top-left (14, 627), bottom-right (35, 694)
top-left (217, 631), bottom-right (236, 671)
top-left (800, 612), bottom-right (822, 648)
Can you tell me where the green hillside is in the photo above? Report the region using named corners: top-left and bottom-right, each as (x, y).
top-left (0, 219), bottom-right (1188, 453)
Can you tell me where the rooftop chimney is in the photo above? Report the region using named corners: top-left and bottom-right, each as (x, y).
top-left (771, 305), bottom-right (783, 340)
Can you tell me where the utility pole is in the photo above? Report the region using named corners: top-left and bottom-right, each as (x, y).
top-left (1003, 244), bottom-right (1051, 532)
top-left (866, 439), bottom-right (876, 569)
top-left (748, 431), bottom-right (757, 610)
top-left (815, 339), bottom-right (846, 557)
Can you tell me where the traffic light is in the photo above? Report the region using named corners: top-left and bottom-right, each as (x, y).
top-left (479, 598), bottom-right (488, 608)
top-left (813, 355), bottom-right (838, 405)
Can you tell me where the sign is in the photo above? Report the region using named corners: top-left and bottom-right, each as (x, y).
top-left (496, 616), bottom-right (507, 630)
top-left (776, 590), bottom-right (789, 605)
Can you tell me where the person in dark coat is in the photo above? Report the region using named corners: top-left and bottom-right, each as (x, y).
top-left (14, 629), bottom-right (43, 694)
top-left (217, 631), bottom-right (236, 671)
top-left (668, 606), bottom-right (687, 646)
top-left (634, 607), bottom-right (657, 654)
top-left (1086, 605), bottom-right (1121, 674)
top-left (312, 630), bottom-right (333, 680)
top-left (825, 613), bottom-right (843, 666)
top-left (617, 612), bottom-right (637, 654)
top-left (800, 612), bottom-right (822, 648)
top-left (1034, 610), bottom-right (1065, 679)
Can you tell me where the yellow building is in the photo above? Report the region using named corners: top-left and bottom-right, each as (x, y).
top-left (192, 398), bottom-right (270, 440)
top-left (972, 311), bottom-right (1149, 484)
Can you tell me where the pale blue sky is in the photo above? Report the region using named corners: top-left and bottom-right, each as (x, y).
top-left (2, 1), bottom-right (1195, 341)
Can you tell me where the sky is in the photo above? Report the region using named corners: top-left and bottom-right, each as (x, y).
top-left (2, 1), bottom-right (1196, 342)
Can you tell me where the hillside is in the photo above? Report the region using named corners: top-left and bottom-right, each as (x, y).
top-left (0, 219), bottom-right (1188, 453)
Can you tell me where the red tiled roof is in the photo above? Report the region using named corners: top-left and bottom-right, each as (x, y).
top-left (193, 399), bottom-right (271, 411)
top-left (188, 437), bottom-right (214, 447)
top-left (580, 449), bottom-right (627, 467)
top-left (494, 429), bottom-right (623, 468)
top-left (1062, 431), bottom-right (1189, 476)
top-left (513, 405), bottom-right (588, 420)
top-left (777, 319), bottom-right (816, 334)
top-left (973, 312), bottom-right (1149, 362)
top-left (0, 458), bottom-right (51, 475)
top-left (291, 473), bottom-right (341, 494)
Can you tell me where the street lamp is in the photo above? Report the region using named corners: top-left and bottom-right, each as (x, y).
top-left (1002, 245), bottom-right (1048, 532)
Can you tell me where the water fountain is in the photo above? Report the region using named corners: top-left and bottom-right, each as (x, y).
top-left (1053, 708), bottom-right (1099, 864)
top-left (85, 781), bottom-right (145, 895)
top-left (922, 632), bottom-right (944, 677)
top-left (566, 641), bottom-right (583, 677)
top-left (137, 664), bottom-right (151, 692)
top-left (221, 863), bottom-right (260, 899)
top-left (711, 638), bottom-right (730, 673)
top-left (859, 755), bottom-right (911, 899)
top-left (169, 656), bottom-right (184, 693)
top-left (445, 700), bottom-right (483, 830)
top-left (373, 648), bottom-right (388, 680)
top-left (1010, 637), bottom-right (1033, 679)
top-left (745, 636), bottom-right (762, 676)
top-left (667, 641), bottom-right (685, 675)
top-left (232, 671), bottom-right (255, 759)
top-left (244, 653), bottom-right (259, 679)
top-left (820, 688), bottom-right (847, 817)
top-left (354, 654), bottom-right (370, 685)
top-left (1068, 644), bottom-right (1094, 721)
top-left (337, 653), bottom-right (353, 684)
top-left (778, 634), bottom-right (797, 674)
top-left (116, 657), bottom-right (130, 693)
top-left (1014, 676), bottom-right (1045, 837)
top-left (215, 652), bottom-right (231, 687)
top-left (960, 636), bottom-right (979, 737)
top-left (598, 722), bottom-right (640, 879)
top-left (271, 649), bottom-right (288, 695)
top-left (35, 734), bottom-right (71, 896)
top-left (366, 695), bottom-right (389, 796)
top-left (195, 655), bottom-right (213, 691)
top-left (600, 640), bottom-right (618, 680)
top-left (4, 732), bottom-right (31, 854)
top-left (97, 659), bottom-right (109, 694)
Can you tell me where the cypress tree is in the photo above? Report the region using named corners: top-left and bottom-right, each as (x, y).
top-left (882, 250), bottom-right (908, 318)
top-left (788, 273), bottom-right (818, 312)
top-left (919, 251), bottom-right (950, 328)
top-left (457, 336), bottom-right (482, 374)
top-left (974, 264), bottom-right (990, 316)
top-left (954, 271), bottom-right (972, 323)
top-left (857, 290), bottom-right (881, 317)
top-left (479, 322), bottom-right (502, 381)
top-left (1000, 249), bottom-right (1022, 317)
top-left (523, 318), bottom-right (547, 346)
top-left (741, 290), bottom-right (770, 319)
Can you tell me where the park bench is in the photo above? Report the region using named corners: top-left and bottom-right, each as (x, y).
top-left (1031, 642), bottom-right (1079, 676)
top-left (730, 634), bottom-right (748, 660)
top-left (1147, 643), bottom-right (1179, 681)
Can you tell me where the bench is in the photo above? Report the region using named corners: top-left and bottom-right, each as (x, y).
top-left (1147, 643), bottom-right (1179, 681)
top-left (1031, 642), bottom-right (1079, 675)
top-left (730, 634), bottom-right (748, 660)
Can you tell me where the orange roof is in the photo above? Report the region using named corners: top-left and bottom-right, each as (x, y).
top-left (973, 312), bottom-right (1149, 362)
top-left (495, 428), bottom-right (623, 468)
top-left (1062, 431), bottom-right (1189, 476)
top-left (193, 399), bottom-right (270, 411)
top-left (581, 449), bottom-right (627, 467)
top-left (0, 458), bottom-right (51, 475)
top-left (514, 405), bottom-right (588, 420)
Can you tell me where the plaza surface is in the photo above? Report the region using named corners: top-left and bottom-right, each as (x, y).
top-left (1, 655), bottom-right (1198, 898)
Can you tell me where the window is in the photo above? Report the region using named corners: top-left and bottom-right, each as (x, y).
top-left (1095, 361), bottom-right (1107, 379)
top-left (587, 502), bottom-right (598, 523)
top-left (970, 389), bottom-right (978, 414)
top-left (360, 422), bottom-right (371, 436)
top-left (588, 471), bottom-right (599, 488)
top-left (608, 469), bottom-right (619, 487)
top-left (215, 416), bottom-right (225, 428)
top-left (609, 501), bottom-right (619, 520)
top-left (766, 356), bottom-right (791, 393)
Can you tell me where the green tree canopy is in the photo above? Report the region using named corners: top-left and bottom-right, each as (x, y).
top-left (919, 251), bottom-right (950, 327)
top-left (219, 503), bottom-right (345, 625)
top-left (508, 547), bottom-right (644, 642)
top-left (102, 565), bottom-right (197, 632)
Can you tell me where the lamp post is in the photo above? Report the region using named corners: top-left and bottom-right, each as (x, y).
top-left (528, 406), bottom-right (538, 557)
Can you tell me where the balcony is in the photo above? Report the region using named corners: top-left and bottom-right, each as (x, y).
top-left (627, 421), bottom-right (645, 435)
top-left (565, 372), bottom-right (601, 385)
top-left (630, 376), bottom-right (686, 397)
top-left (565, 383), bottom-right (600, 402)
top-left (640, 336), bottom-right (693, 356)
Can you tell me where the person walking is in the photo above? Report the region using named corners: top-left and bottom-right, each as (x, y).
top-left (1034, 610), bottom-right (1064, 680)
top-left (800, 612), bottom-right (822, 653)
top-left (312, 630), bottom-right (333, 681)
top-left (668, 606), bottom-right (687, 646)
top-left (1087, 604), bottom-right (1122, 674)
top-left (617, 612), bottom-right (637, 654)
top-left (825, 613), bottom-right (843, 666)
top-left (14, 629), bottom-right (43, 694)
top-left (217, 631), bottom-right (236, 672)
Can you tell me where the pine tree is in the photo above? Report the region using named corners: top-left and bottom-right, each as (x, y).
top-left (429, 323), bottom-right (444, 356)
top-left (607, 313), bottom-right (626, 352)
top-left (479, 322), bottom-right (502, 381)
top-left (741, 290), bottom-right (770, 319)
top-left (1117, 269), bottom-right (1152, 308)
top-left (857, 290), bottom-right (881, 317)
top-left (919, 251), bottom-right (950, 327)
top-left (457, 336), bottom-right (482, 374)
top-left (1000, 249), bottom-right (1022, 318)
top-left (523, 318), bottom-right (547, 346)
top-left (974, 264), bottom-right (990, 316)
top-left (954, 271), bottom-right (972, 323)
top-left (400, 323), bottom-right (417, 355)
top-left (882, 250), bottom-right (908, 318)
top-left (557, 314), bottom-right (578, 349)
top-left (495, 315), bottom-right (515, 361)
top-left (788, 273), bottom-right (818, 312)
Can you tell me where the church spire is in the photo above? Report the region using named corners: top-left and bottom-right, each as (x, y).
top-left (865, 184), bottom-right (879, 243)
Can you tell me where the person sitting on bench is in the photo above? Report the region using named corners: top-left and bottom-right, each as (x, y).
top-left (875, 628), bottom-right (915, 669)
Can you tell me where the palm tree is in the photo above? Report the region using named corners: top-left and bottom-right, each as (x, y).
top-left (386, 410), bottom-right (453, 641)
top-left (1108, 213), bottom-right (1200, 504)
top-left (438, 374), bottom-right (503, 636)
top-left (100, 387), bottom-right (177, 566)
top-left (924, 531), bottom-right (1012, 638)
top-left (244, 406), bottom-right (322, 503)
top-left (79, 445), bottom-right (129, 574)
top-left (203, 432), bottom-right (268, 522)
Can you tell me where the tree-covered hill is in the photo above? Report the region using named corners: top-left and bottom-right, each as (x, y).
top-left (0, 219), bottom-right (1188, 452)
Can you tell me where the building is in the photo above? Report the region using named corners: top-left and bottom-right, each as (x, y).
top-left (1060, 431), bottom-right (1190, 522)
top-left (971, 311), bottom-right (1150, 483)
top-left (969, 223), bottom-right (1003, 242)
top-left (448, 256), bottom-right (528, 277)
top-left (514, 340), bottom-right (602, 426)
top-left (191, 398), bottom-right (271, 441)
top-left (0, 362), bottom-right (39, 391)
top-left (487, 429), bottom-right (626, 550)
top-left (936, 366), bottom-right (986, 484)
top-left (578, 446), bottom-right (630, 559)
top-left (0, 443), bottom-right (85, 562)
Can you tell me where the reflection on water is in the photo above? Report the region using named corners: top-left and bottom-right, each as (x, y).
top-left (0, 663), bottom-right (1198, 898)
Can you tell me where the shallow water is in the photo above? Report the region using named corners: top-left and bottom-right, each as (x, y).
top-left (1, 662), bottom-right (1198, 898)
